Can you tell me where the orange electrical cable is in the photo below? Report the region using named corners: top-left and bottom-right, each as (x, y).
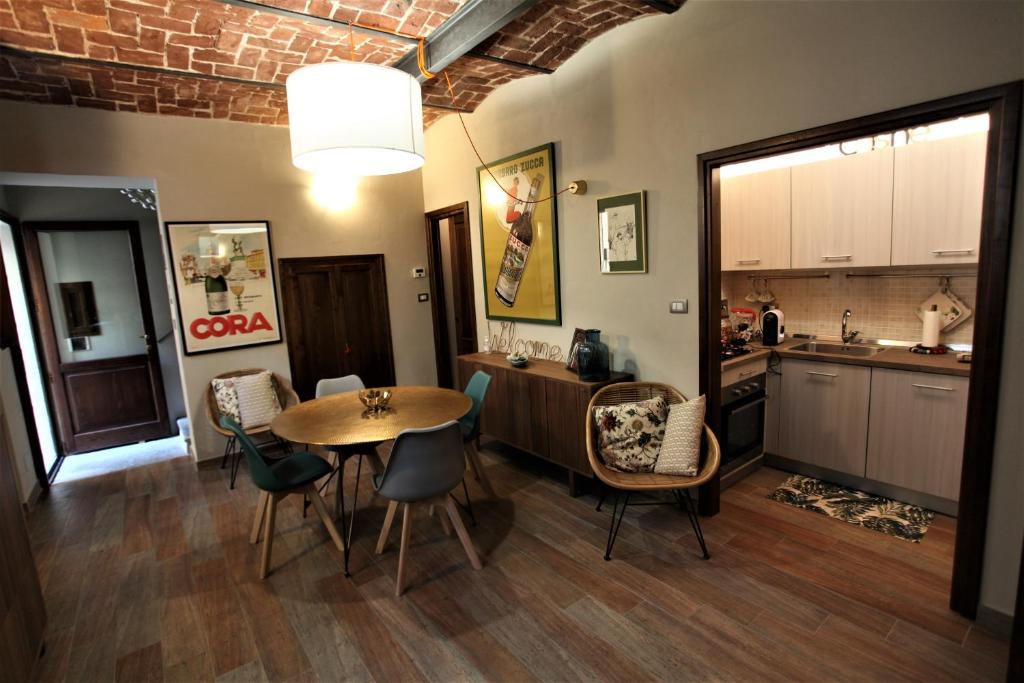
top-left (416, 39), bottom-right (435, 79)
top-left (442, 71), bottom-right (570, 205)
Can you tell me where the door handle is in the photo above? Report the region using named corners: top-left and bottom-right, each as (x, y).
top-left (735, 258), bottom-right (761, 265)
top-left (732, 396), bottom-right (767, 413)
top-left (738, 369), bottom-right (756, 377)
top-left (912, 383), bottom-right (954, 392)
top-left (821, 254), bottom-right (853, 261)
top-left (930, 248), bottom-right (973, 256)
top-left (806, 371), bottom-right (838, 378)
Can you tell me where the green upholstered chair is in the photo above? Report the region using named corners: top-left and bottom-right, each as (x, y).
top-left (220, 416), bottom-right (346, 579)
top-left (459, 371), bottom-right (494, 498)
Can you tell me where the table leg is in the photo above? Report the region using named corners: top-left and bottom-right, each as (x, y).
top-left (568, 470), bottom-right (580, 498)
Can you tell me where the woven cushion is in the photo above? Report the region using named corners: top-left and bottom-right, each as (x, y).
top-left (653, 396), bottom-right (706, 476)
top-left (211, 377), bottom-right (241, 423)
top-left (594, 396), bottom-right (668, 473)
top-left (234, 371), bottom-right (282, 429)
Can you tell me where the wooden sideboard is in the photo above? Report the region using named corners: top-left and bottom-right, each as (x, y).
top-left (457, 352), bottom-right (633, 495)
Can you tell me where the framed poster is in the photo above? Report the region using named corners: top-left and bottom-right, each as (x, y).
top-left (598, 191), bottom-right (647, 274)
top-left (165, 220), bottom-right (283, 356)
top-left (477, 142), bottom-right (561, 325)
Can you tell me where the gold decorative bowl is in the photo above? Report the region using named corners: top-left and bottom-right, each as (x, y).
top-left (358, 389), bottom-right (392, 411)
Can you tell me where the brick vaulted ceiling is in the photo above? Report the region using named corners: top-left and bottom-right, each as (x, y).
top-left (0, 0), bottom-right (680, 127)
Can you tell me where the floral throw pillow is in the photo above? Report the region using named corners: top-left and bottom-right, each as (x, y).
top-left (211, 377), bottom-right (241, 424)
top-left (594, 396), bottom-right (668, 472)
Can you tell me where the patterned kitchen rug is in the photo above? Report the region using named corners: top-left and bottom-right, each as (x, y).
top-left (769, 475), bottom-right (934, 542)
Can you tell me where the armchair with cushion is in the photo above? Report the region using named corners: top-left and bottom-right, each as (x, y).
top-left (205, 368), bottom-right (300, 489)
top-left (585, 381), bottom-right (720, 561)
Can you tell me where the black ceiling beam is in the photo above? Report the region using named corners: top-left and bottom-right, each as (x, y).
top-left (211, 0), bottom-right (420, 44)
top-left (0, 46), bottom-right (466, 112)
top-left (465, 50), bottom-right (553, 75)
top-left (638, 0), bottom-right (685, 13)
top-left (392, 0), bottom-right (541, 82)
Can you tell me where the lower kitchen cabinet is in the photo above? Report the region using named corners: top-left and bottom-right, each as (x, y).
top-left (778, 358), bottom-right (871, 476)
top-left (764, 366), bottom-right (782, 455)
top-left (866, 368), bottom-right (968, 501)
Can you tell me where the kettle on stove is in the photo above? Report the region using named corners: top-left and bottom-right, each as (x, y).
top-left (761, 307), bottom-right (785, 346)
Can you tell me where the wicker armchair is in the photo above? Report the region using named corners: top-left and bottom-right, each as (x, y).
top-left (205, 368), bottom-right (300, 488)
top-left (585, 381), bottom-right (720, 561)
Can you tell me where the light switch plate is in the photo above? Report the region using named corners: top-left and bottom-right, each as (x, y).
top-left (417, 293), bottom-right (430, 302)
top-left (411, 267), bottom-right (426, 279)
top-left (670, 300), bottom-right (688, 314)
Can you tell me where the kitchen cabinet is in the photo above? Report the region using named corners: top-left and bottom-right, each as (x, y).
top-left (778, 358), bottom-right (870, 476)
top-left (721, 167), bottom-right (791, 271)
top-left (764, 365), bottom-right (782, 455)
top-left (791, 147), bottom-right (894, 269)
top-left (891, 131), bottom-right (986, 265)
top-left (866, 368), bottom-right (967, 501)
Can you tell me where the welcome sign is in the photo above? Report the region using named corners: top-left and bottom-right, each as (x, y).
top-left (165, 220), bottom-right (283, 355)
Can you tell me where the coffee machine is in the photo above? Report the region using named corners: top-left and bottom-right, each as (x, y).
top-left (761, 307), bottom-right (785, 346)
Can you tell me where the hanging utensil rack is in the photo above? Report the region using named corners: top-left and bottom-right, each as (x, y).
top-left (844, 271), bottom-right (977, 292)
top-left (744, 272), bottom-right (831, 281)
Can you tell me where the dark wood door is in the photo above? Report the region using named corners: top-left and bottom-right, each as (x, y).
top-left (23, 222), bottom-right (170, 454)
top-left (279, 255), bottom-right (396, 401)
top-left (448, 210), bottom-right (478, 356)
top-left (426, 202), bottom-right (476, 388)
top-left (0, 406), bottom-right (47, 680)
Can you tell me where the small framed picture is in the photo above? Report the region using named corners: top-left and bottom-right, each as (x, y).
top-left (598, 191), bottom-right (647, 274)
top-left (565, 327), bottom-right (586, 370)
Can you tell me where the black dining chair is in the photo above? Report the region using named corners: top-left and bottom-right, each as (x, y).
top-left (373, 421), bottom-right (483, 595)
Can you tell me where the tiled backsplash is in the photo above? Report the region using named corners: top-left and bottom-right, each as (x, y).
top-left (722, 267), bottom-right (977, 346)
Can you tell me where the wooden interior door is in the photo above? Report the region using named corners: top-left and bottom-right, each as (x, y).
top-left (279, 254), bottom-right (396, 401)
top-left (0, 398), bottom-right (47, 680)
top-left (426, 202), bottom-right (476, 389)
top-left (448, 210), bottom-right (478, 357)
top-left (23, 222), bottom-right (170, 454)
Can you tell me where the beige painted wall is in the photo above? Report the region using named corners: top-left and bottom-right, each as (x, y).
top-left (420, 1), bottom-right (1023, 619)
top-left (0, 103), bottom-right (434, 463)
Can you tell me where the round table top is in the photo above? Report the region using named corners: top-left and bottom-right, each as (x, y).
top-left (270, 385), bottom-right (472, 447)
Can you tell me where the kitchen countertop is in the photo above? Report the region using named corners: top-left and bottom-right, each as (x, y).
top-left (722, 338), bottom-right (970, 377)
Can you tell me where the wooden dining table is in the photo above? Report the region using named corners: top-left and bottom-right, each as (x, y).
top-left (270, 385), bottom-right (472, 576)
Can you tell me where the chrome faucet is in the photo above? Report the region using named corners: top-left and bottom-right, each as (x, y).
top-left (842, 309), bottom-right (860, 344)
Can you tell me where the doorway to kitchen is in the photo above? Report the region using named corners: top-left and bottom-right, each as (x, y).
top-left (424, 202), bottom-right (477, 389)
top-left (697, 82), bottom-right (1021, 632)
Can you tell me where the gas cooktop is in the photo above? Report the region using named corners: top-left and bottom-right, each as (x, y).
top-left (721, 344), bottom-right (753, 360)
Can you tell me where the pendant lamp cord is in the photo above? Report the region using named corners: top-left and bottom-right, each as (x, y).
top-left (441, 71), bottom-right (571, 206)
top-left (342, 22), bottom-right (569, 205)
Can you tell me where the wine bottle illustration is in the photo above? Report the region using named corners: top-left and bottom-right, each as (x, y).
top-left (495, 173), bottom-right (543, 307)
top-left (205, 262), bottom-right (230, 315)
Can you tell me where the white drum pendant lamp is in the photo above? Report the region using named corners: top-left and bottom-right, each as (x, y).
top-left (286, 62), bottom-right (425, 176)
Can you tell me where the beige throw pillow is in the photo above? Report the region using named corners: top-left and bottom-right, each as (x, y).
top-left (234, 371), bottom-right (283, 429)
top-left (653, 396), bottom-right (706, 477)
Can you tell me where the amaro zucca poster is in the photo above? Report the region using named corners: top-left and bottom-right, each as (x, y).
top-left (477, 143), bottom-right (561, 325)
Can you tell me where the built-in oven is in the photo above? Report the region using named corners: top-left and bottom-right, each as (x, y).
top-left (720, 372), bottom-right (766, 475)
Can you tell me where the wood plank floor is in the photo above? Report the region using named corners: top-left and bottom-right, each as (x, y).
top-left (27, 440), bottom-right (1009, 682)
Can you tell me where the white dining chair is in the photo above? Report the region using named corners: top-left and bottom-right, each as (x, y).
top-left (315, 374), bottom-right (365, 398)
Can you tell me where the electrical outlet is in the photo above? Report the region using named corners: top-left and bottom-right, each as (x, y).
top-left (411, 267), bottom-right (426, 279)
top-left (669, 300), bottom-right (688, 314)
top-left (417, 293), bottom-right (429, 302)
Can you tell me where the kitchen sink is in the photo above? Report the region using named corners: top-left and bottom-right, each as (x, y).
top-left (788, 342), bottom-right (882, 357)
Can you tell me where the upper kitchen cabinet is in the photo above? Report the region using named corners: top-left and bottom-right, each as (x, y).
top-left (891, 131), bottom-right (987, 265)
top-left (720, 167), bottom-right (791, 271)
top-left (791, 147), bottom-right (894, 269)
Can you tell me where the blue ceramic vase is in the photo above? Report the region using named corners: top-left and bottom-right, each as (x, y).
top-left (576, 329), bottom-right (610, 381)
